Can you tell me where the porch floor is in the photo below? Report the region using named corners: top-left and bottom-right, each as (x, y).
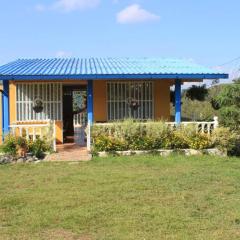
top-left (45, 143), bottom-right (92, 161)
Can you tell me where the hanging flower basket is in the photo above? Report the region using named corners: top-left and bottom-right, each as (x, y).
top-left (127, 98), bottom-right (140, 111)
top-left (33, 98), bottom-right (43, 113)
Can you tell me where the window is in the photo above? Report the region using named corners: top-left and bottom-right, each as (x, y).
top-left (16, 83), bottom-right (62, 122)
top-left (107, 81), bottom-right (154, 120)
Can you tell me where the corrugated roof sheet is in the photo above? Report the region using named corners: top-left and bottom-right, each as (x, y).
top-left (0, 58), bottom-right (228, 80)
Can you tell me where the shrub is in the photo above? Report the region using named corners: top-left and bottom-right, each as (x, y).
top-left (2, 135), bottom-right (18, 155)
top-left (2, 134), bottom-right (52, 158)
top-left (213, 83), bottom-right (240, 130)
top-left (92, 120), bottom-right (240, 155)
top-left (28, 138), bottom-right (51, 158)
top-left (230, 137), bottom-right (240, 156)
top-left (187, 134), bottom-right (213, 150)
top-left (212, 127), bottom-right (240, 155)
top-left (94, 135), bottom-right (127, 152)
top-left (92, 120), bottom-right (216, 152)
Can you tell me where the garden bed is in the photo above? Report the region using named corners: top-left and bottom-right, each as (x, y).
top-left (0, 135), bottom-right (52, 164)
top-left (92, 120), bottom-right (237, 155)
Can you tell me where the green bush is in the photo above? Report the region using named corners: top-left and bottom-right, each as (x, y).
top-left (92, 120), bottom-right (216, 152)
top-left (2, 135), bottom-right (18, 155)
top-left (28, 138), bottom-right (51, 158)
top-left (213, 83), bottom-right (240, 130)
top-left (2, 135), bottom-right (52, 158)
top-left (212, 127), bottom-right (240, 155)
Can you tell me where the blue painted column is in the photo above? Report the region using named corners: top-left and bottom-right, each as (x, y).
top-left (2, 80), bottom-right (9, 140)
top-left (175, 79), bottom-right (182, 124)
top-left (87, 80), bottom-right (93, 125)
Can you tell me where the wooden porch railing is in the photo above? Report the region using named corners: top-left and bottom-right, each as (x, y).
top-left (9, 120), bottom-right (56, 151)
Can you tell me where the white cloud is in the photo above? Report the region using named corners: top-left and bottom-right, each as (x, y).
top-left (53, 0), bottom-right (100, 12)
top-left (117, 4), bottom-right (160, 24)
top-left (35, 0), bottom-right (100, 12)
top-left (55, 51), bottom-right (73, 58)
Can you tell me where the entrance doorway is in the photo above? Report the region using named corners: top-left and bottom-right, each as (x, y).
top-left (63, 85), bottom-right (87, 145)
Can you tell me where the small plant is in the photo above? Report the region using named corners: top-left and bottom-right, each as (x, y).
top-left (1, 134), bottom-right (52, 159)
top-left (28, 138), bottom-right (51, 159)
top-left (16, 136), bottom-right (28, 157)
top-left (2, 135), bottom-right (17, 156)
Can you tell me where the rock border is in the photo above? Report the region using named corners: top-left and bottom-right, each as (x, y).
top-left (0, 153), bottom-right (44, 165)
top-left (97, 148), bottom-right (226, 157)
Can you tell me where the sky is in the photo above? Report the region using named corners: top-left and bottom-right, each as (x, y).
top-left (0, 0), bottom-right (240, 79)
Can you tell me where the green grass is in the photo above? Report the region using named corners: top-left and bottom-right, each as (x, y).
top-left (1, 155), bottom-right (240, 240)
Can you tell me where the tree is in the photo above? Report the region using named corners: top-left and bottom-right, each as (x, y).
top-left (185, 85), bottom-right (208, 101)
top-left (214, 83), bottom-right (240, 130)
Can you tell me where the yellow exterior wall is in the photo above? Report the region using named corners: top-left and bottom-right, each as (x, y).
top-left (154, 80), bottom-right (171, 121)
top-left (93, 80), bottom-right (107, 122)
top-left (93, 80), bottom-right (171, 122)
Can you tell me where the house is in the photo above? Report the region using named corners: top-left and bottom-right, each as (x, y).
top-left (0, 84), bottom-right (3, 144)
top-left (0, 58), bottom-right (228, 147)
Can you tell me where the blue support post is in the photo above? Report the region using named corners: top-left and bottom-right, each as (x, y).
top-left (87, 80), bottom-right (93, 125)
top-left (175, 79), bottom-right (182, 124)
top-left (2, 80), bottom-right (9, 140)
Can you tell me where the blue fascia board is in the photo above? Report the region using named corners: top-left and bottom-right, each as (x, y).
top-left (0, 73), bottom-right (228, 81)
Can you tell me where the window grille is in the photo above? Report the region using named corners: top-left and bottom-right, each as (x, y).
top-left (107, 81), bottom-right (153, 120)
top-left (16, 83), bottom-right (62, 122)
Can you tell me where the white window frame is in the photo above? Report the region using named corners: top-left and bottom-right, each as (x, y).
top-left (16, 83), bottom-right (63, 122)
top-left (107, 81), bottom-right (154, 121)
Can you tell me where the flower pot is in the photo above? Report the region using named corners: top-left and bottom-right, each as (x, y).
top-left (17, 146), bottom-right (27, 157)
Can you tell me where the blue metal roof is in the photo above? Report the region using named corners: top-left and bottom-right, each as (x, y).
top-left (0, 58), bottom-right (228, 80)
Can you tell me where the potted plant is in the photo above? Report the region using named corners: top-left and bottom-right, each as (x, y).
top-left (33, 98), bottom-right (43, 113)
top-left (16, 137), bottom-right (28, 157)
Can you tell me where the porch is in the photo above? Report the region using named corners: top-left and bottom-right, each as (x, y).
top-left (8, 116), bottom-right (219, 155)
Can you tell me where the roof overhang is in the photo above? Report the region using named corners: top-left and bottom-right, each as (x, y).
top-left (0, 73), bottom-right (229, 81)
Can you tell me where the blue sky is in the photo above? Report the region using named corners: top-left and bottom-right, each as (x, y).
top-left (0, 0), bottom-right (239, 76)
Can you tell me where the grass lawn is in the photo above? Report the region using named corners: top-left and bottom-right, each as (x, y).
top-left (1, 155), bottom-right (240, 240)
